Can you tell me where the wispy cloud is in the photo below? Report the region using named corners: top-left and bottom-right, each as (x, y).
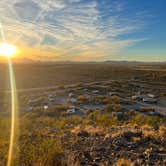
top-left (0, 0), bottom-right (146, 61)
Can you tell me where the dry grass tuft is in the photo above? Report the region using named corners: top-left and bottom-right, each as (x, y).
top-left (141, 125), bottom-right (156, 138)
top-left (158, 125), bottom-right (166, 139)
top-left (116, 158), bottom-right (134, 166)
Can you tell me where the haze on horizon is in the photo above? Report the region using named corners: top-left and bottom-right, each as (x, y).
top-left (0, 0), bottom-right (165, 62)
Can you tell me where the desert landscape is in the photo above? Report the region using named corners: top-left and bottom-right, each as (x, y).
top-left (0, 0), bottom-right (166, 165)
top-left (0, 63), bottom-right (165, 165)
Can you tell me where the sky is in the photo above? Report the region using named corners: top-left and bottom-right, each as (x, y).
top-left (0, 0), bottom-right (165, 62)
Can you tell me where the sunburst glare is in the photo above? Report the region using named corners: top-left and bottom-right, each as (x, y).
top-left (0, 43), bottom-right (17, 57)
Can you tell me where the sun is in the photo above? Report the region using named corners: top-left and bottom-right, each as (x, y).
top-left (0, 43), bottom-right (17, 57)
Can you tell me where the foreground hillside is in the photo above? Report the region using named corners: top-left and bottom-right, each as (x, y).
top-left (0, 64), bottom-right (166, 165)
top-left (0, 107), bottom-right (165, 165)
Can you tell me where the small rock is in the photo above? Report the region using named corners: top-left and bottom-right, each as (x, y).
top-left (77, 130), bottom-right (90, 138)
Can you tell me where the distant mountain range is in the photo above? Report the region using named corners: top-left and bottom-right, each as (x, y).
top-left (1, 58), bottom-right (166, 65)
top-left (38, 60), bottom-right (166, 65)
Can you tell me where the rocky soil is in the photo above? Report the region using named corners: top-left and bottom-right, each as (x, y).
top-left (65, 127), bottom-right (166, 166)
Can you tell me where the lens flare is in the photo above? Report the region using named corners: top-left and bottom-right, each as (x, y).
top-left (7, 59), bottom-right (19, 166)
top-left (0, 20), bottom-right (19, 166)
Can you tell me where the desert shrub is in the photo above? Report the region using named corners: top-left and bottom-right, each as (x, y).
top-left (95, 114), bottom-right (110, 127)
top-left (104, 104), bottom-right (122, 112)
top-left (104, 104), bottom-right (112, 112)
top-left (87, 110), bottom-right (101, 121)
top-left (88, 96), bottom-right (96, 103)
top-left (112, 104), bottom-right (122, 112)
top-left (102, 97), bottom-right (112, 104)
top-left (88, 110), bottom-right (118, 127)
top-left (0, 139), bottom-right (9, 165)
top-left (42, 105), bottom-right (69, 117)
top-left (121, 99), bottom-right (132, 105)
top-left (130, 113), bottom-right (165, 127)
top-left (77, 95), bottom-right (87, 104)
top-left (36, 117), bottom-right (56, 126)
top-left (57, 85), bottom-right (65, 89)
top-left (55, 116), bottom-right (83, 129)
top-left (160, 92), bottom-right (166, 97)
top-left (144, 116), bottom-right (162, 127)
top-left (18, 136), bottom-right (66, 166)
top-left (111, 96), bottom-right (121, 104)
top-left (0, 116), bottom-right (10, 138)
top-left (96, 114), bottom-right (118, 127)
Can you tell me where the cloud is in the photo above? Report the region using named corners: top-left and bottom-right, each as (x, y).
top-left (0, 0), bottom-right (146, 61)
top-left (14, 0), bottom-right (40, 21)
